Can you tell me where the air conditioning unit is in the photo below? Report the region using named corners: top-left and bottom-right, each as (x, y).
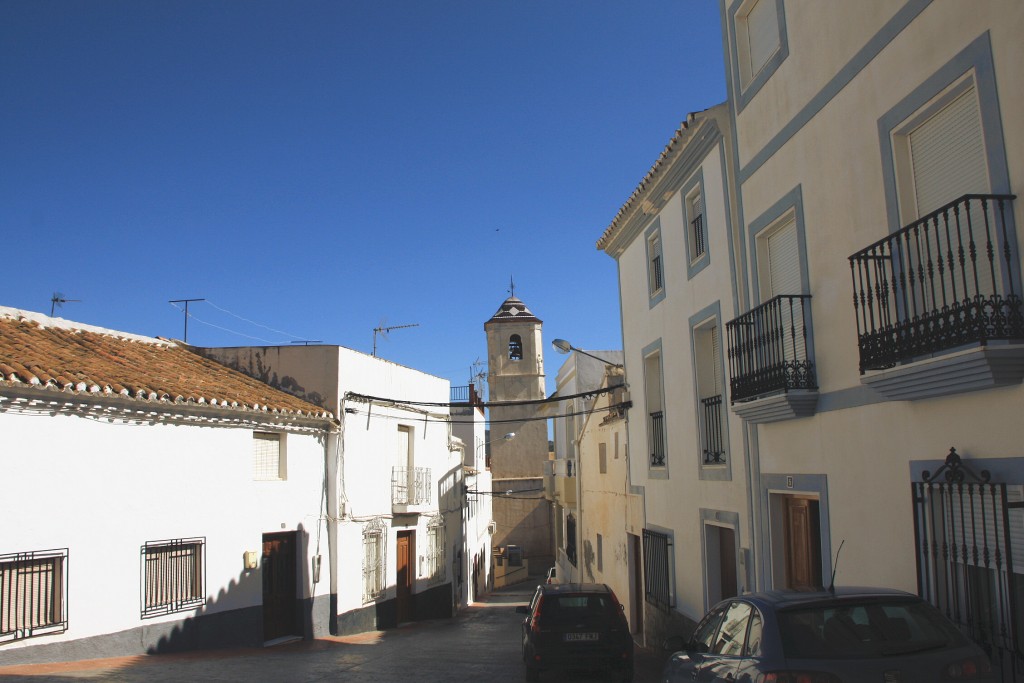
top-left (487, 520), bottom-right (497, 535)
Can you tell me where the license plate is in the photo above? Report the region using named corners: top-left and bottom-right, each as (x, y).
top-left (564, 632), bottom-right (599, 642)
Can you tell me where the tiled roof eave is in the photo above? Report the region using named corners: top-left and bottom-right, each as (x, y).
top-left (0, 381), bottom-right (336, 427)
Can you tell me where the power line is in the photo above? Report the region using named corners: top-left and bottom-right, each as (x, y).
top-left (344, 384), bottom-right (617, 410)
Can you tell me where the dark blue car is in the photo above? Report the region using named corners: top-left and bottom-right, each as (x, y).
top-left (662, 587), bottom-right (994, 682)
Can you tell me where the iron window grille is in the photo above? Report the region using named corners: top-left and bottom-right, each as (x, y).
top-left (0, 549), bottom-right (68, 644)
top-left (649, 411), bottom-right (666, 467)
top-left (850, 194), bottom-right (1021, 373)
top-left (362, 518), bottom-right (387, 602)
top-left (566, 514), bottom-right (578, 567)
top-left (643, 529), bottom-right (673, 611)
top-left (726, 294), bottom-right (816, 403)
top-left (692, 213), bottom-right (706, 260)
top-left (140, 538), bottom-right (205, 618)
top-left (426, 515), bottom-right (446, 585)
top-left (701, 394), bottom-right (726, 464)
top-left (392, 466), bottom-right (432, 506)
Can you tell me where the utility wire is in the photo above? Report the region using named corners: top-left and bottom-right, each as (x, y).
top-left (342, 401), bottom-right (631, 426)
top-left (204, 300), bottom-right (307, 341)
top-left (344, 385), bottom-right (614, 411)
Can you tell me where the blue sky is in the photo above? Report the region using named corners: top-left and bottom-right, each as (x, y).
top-left (2, 1), bottom-right (726, 394)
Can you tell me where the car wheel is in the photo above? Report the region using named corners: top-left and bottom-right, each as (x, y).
top-left (524, 665), bottom-right (540, 681)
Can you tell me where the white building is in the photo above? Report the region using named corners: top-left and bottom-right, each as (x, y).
top-left (598, 103), bottom-right (744, 644)
top-left (198, 343), bottom-right (462, 633)
top-left (0, 307), bottom-right (335, 665)
top-left (450, 383), bottom-right (493, 603)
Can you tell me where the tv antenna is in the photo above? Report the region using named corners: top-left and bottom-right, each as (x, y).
top-left (50, 292), bottom-right (81, 317)
top-left (169, 298), bottom-right (205, 343)
top-left (372, 321), bottom-right (419, 357)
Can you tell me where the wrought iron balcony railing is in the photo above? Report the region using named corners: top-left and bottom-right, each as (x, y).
top-left (701, 394), bottom-right (725, 464)
top-left (849, 194), bottom-right (1021, 373)
top-left (391, 466), bottom-right (431, 506)
top-left (649, 411), bottom-right (666, 467)
top-left (726, 295), bottom-right (816, 403)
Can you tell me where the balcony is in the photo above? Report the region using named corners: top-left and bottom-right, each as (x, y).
top-left (392, 466), bottom-right (431, 514)
top-left (849, 194), bottom-right (1024, 400)
top-left (649, 411), bottom-right (666, 466)
top-left (701, 395), bottom-right (725, 464)
top-left (726, 295), bottom-right (818, 423)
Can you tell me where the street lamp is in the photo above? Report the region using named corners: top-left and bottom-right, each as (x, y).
top-left (551, 339), bottom-right (623, 368)
top-left (477, 431), bottom-right (516, 470)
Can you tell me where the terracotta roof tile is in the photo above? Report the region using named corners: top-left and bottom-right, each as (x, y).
top-left (0, 307), bottom-right (333, 421)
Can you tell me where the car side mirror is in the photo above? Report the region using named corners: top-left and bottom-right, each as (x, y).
top-left (515, 605), bottom-right (530, 614)
top-left (663, 634), bottom-right (687, 652)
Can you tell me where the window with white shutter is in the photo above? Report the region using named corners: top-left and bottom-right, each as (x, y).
top-left (737, 0), bottom-right (781, 86)
top-left (253, 432), bottom-right (286, 481)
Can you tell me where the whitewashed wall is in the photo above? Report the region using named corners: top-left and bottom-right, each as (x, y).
top-left (0, 408), bottom-right (329, 653)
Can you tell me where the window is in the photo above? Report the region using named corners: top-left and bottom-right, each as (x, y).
top-left (426, 515), bottom-right (446, 585)
top-left (141, 538), bottom-right (205, 618)
top-left (0, 549), bottom-right (67, 643)
top-left (643, 348), bottom-right (666, 469)
top-left (736, 0), bottom-right (781, 87)
top-left (362, 518), bottom-right (387, 602)
top-left (755, 211), bottom-right (808, 365)
top-left (645, 220), bottom-right (666, 306)
top-left (694, 320), bottom-right (725, 466)
top-left (891, 81), bottom-right (996, 305)
top-left (597, 534), bottom-right (604, 573)
top-left (643, 528), bottom-right (673, 610)
top-left (508, 334), bottom-right (523, 361)
top-left (599, 442), bottom-right (607, 474)
top-left (687, 186), bottom-right (706, 262)
top-left (253, 431), bottom-right (286, 481)
top-left (648, 234), bottom-right (664, 295)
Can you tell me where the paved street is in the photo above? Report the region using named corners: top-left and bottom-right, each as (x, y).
top-left (0, 584), bottom-right (669, 682)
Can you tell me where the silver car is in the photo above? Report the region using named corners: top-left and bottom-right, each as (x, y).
top-left (662, 587), bottom-right (995, 682)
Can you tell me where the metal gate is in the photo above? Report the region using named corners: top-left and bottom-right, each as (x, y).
top-left (912, 448), bottom-right (1024, 680)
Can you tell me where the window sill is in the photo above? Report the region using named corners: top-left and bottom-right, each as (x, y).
top-left (861, 344), bottom-right (1024, 401)
top-left (730, 389), bottom-right (818, 424)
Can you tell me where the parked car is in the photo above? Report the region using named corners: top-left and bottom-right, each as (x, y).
top-left (546, 566), bottom-right (559, 584)
top-left (661, 587), bottom-right (995, 682)
top-left (517, 582), bottom-right (633, 682)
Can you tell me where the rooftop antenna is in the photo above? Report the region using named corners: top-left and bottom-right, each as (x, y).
top-left (372, 321), bottom-right (419, 357)
top-left (289, 340), bottom-right (323, 346)
top-left (50, 292), bottom-right (81, 317)
top-left (169, 298), bottom-right (205, 344)
top-left (828, 539), bottom-right (845, 594)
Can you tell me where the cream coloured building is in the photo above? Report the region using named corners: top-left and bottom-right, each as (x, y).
top-left (600, 0), bottom-right (1024, 671)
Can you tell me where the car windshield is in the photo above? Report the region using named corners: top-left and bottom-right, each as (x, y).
top-left (778, 597), bottom-right (968, 659)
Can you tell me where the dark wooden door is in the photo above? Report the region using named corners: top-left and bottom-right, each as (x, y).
top-left (784, 497), bottom-right (821, 590)
top-left (396, 531), bottom-right (415, 623)
top-left (262, 532), bottom-right (299, 642)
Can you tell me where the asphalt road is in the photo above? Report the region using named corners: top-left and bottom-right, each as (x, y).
top-left (0, 583), bottom-right (668, 682)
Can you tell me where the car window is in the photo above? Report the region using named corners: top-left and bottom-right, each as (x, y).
top-left (744, 608), bottom-right (763, 657)
top-left (539, 593), bottom-right (617, 626)
top-left (712, 602), bottom-right (752, 656)
top-left (778, 597), bottom-right (967, 659)
top-left (691, 606), bottom-right (726, 653)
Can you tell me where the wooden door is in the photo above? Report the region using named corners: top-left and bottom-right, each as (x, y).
top-left (396, 531), bottom-right (415, 623)
top-left (784, 497), bottom-right (822, 591)
top-left (262, 532), bottom-right (298, 642)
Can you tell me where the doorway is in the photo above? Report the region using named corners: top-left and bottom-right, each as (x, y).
top-left (396, 530), bottom-right (416, 623)
top-left (782, 496), bottom-right (822, 590)
top-left (262, 531), bottom-right (299, 643)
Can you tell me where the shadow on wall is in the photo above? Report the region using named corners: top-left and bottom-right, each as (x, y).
top-left (147, 524), bottom-right (318, 655)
